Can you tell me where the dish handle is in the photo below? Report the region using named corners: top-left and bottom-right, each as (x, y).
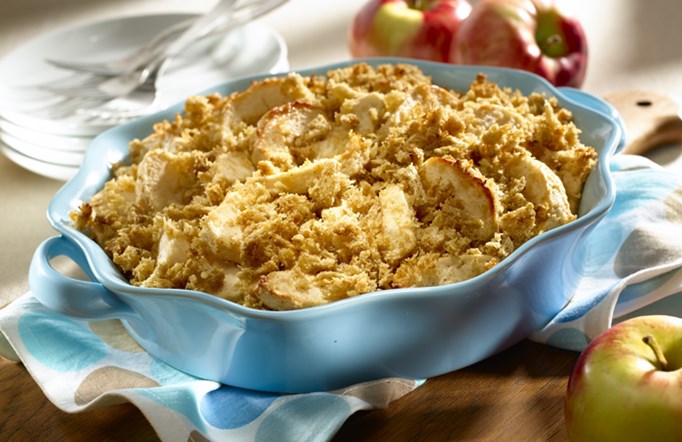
top-left (29, 236), bottom-right (134, 320)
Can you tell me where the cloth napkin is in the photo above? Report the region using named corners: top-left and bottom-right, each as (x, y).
top-left (1, 153), bottom-right (681, 441)
top-left (0, 294), bottom-right (422, 441)
top-left (530, 153), bottom-right (682, 349)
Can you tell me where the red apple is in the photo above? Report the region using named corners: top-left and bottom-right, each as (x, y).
top-left (451, 0), bottom-right (588, 87)
top-left (349, 0), bottom-right (473, 63)
top-left (564, 315), bottom-right (682, 441)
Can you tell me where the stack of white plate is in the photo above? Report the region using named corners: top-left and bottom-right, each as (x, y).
top-left (0, 13), bottom-right (289, 181)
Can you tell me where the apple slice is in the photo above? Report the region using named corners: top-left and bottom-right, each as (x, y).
top-left (255, 158), bottom-right (344, 196)
top-left (135, 149), bottom-right (198, 211)
top-left (378, 184), bottom-right (418, 265)
top-left (393, 251), bottom-right (495, 287)
top-left (211, 262), bottom-right (255, 303)
top-left (256, 267), bottom-right (375, 310)
top-left (211, 150), bottom-right (255, 184)
top-left (430, 84), bottom-right (461, 108)
top-left (308, 125), bottom-right (356, 163)
top-left (256, 269), bottom-right (326, 310)
top-left (252, 102), bottom-right (329, 171)
top-left (155, 221), bottom-right (191, 267)
top-left (340, 91), bottom-right (387, 134)
top-left (419, 156), bottom-right (499, 241)
top-left (383, 90), bottom-right (419, 127)
top-left (504, 154), bottom-right (574, 232)
top-left (141, 219), bottom-right (192, 287)
top-left (201, 188), bottom-right (255, 263)
top-left (226, 74), bottom-right (316, 126)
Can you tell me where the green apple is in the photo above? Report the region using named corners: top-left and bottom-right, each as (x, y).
top-left (565, 315), bottom-right (682, 441)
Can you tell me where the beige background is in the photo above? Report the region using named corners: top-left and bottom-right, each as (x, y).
top-left (1, 0), bottom-right (681, 306)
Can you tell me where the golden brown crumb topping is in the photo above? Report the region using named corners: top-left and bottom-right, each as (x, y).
top-left (71, 63), bottom-right (597, 310)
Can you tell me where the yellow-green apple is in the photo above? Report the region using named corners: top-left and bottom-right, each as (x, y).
top-left (564, 315), bottom-right (682, 441)
top-left (349, 0), bottom-right (472, 63)
top-left (451, 0), bottom-right (588, 87)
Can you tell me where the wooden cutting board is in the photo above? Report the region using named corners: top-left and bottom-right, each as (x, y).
top-left (605, 91), bottom-right (682, 155)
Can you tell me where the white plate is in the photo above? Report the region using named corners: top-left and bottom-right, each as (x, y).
top-left (0, 13), bottom-right (288, 137)
top-left (0, 131), bottom-right (84, 166)
top-left (0, 117), bottom-right (91, 152)
top-left (1, 142), bottom-right (78, 181)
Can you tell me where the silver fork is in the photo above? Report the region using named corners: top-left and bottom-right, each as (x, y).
top-left (39, 0), bottom-right (288, 121)
top-left (45, 0), bottom-right (286, 79)
top-left (43, 0), bottom-right (239, 92)
top-left (42, 53), bottom-right (169, 100)
top-left (76, 60), bottom-right (171, 123)
top-left (45, 18), bottom-right (195, 77)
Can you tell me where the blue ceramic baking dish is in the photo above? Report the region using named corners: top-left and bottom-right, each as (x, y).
top-left (29, 58), bottom-right (623, 393)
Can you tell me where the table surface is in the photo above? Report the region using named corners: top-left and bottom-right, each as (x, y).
top-left (1, 0), bottom-right (681, 440)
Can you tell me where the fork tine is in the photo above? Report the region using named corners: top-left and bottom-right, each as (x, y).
top-left (39, 82), bottom-right (114, 99)
top-left (39, 67), bottom-right (145, 100)
top-left (15, 92), bottom-right (109, 120)
top-left (44, 17), bottom-right (195, 76)
top-left (45, 58), bottom-right (123, 76)
top-left (38, 73), bottom-right (105, 91)
top-left (43, 0), bottom-right (287, 78)
top-left (43, 96), bottom-right (108, 119)
top-left (34, 0), bottom-right (292, 121)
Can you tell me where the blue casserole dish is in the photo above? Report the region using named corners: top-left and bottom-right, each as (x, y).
top-left (29, 58), bottom-right (623, 393)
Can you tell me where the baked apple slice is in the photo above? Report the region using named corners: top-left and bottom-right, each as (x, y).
top-left (504, 154), bottom-right (575, 232)
top-left (256, 267), bottom-right (375, 310)
top-left (252, 102), bottom-right (328, 171)
top-left (378, 184), bottom-right (418, 265)
top-left (226, 74), bottom-right (316, 126)
top-left (419, 156), bottom-right (499, 241)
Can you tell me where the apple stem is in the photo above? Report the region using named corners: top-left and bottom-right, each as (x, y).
top-left (410, 0), bottom-right (428, 11)
top-left (643, 335), bottom-right (669, 370)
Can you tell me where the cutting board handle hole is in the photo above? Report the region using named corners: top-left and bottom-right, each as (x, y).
top-left (636, 99), bottom-right (653, 107)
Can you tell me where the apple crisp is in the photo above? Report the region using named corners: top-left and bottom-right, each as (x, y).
top-left (71, 63), bottom-right (597, 310)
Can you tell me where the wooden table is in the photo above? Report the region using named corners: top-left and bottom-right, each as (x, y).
top-left (0, 340), bottom-right (578, 441)
top-left (2, 0), bottom-right (682, 440)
